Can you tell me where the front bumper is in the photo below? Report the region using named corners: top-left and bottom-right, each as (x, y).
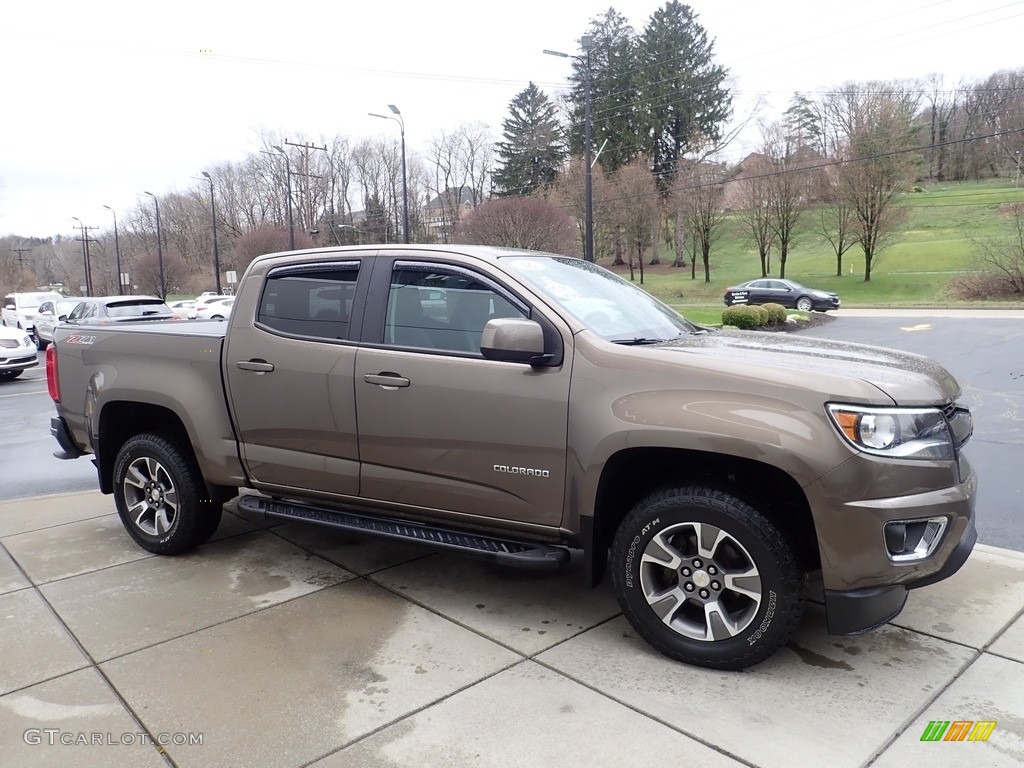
top-left (824, 516), bottom-right (976, 634)
top-left (806, 451), bottom-right (978, 634)
top-left (0, 352), bottom-right (38, 372)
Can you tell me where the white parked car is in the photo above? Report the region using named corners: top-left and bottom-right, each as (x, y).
top-left (0, 324), bottom-right (37, 381)
top-left (2, 291), bottom-right (64, 340)
top-left (167, 300), bottom-right (196, 319)
top-left (188, 296), bottom-right (235, 320)
top-left (34, 298), bottom-right (82, 349)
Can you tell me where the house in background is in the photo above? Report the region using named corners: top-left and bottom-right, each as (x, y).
top-left (423, 187), bottom-right (476, 243)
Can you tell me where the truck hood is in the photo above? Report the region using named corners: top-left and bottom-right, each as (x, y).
top-left (658, 330), bottom-right (961, 405)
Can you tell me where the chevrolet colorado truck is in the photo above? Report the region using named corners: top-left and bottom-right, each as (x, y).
top-left (47, 245), bottom-right (977, 669)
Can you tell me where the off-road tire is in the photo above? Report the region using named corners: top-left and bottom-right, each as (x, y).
top-left (112, 433), bottom-right (218, 555)
top-left (611, 485), bottom-right (806, 670)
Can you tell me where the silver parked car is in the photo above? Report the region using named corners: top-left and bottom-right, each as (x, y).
top-left (34, 298), bottom-right (81, 349)
top-left (64, 296), bottom-right (175, 326)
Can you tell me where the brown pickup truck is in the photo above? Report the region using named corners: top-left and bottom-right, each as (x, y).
top-left (47, 245), bottom-right (977, 669)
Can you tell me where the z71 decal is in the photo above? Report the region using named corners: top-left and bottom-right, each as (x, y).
top-left (64, 335), bottom-right (97, 345)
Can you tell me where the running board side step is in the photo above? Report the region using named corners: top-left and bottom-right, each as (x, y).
top-left (237, 495), bottom-right (570, 571)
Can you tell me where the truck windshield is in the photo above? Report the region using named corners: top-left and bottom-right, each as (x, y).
top-left (502, 256), bottom-right (697, 342)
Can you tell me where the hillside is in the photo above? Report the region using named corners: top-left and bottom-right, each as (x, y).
top-left (605, 180), bottom-right (1024, 310)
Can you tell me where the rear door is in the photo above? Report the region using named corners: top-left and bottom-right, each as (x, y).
top-left (353, 256), bottom-right (571, 528)
top-left (224, 259), bottom-right (367, 496)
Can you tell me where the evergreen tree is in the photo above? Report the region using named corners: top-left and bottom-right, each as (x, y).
top-left (565, 4), bottom-right (731, 185)
top-left (639, 2), bottom-right (731, 190)
top-left (492, 82), bottom-right (565, 197)
top-left (566, 8), bottom-right (642, 174)
top-left (783, 93), bottom-right (824, 151)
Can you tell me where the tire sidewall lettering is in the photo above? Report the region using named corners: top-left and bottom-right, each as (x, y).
top-left (747, 589), bottom-right (777, 646)
top-left (624, 517), bottom-right (659, 589)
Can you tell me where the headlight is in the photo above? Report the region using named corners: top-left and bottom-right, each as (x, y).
top-left (826, 404), bottom-right (954, 460)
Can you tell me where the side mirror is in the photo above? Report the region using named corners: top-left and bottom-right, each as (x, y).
top-left (480, 318), bottom-right (550, 366)
top-left (58, 315), bottom-right (68, 322)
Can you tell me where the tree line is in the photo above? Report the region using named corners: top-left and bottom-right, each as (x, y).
top-left (2, 2), bottom-right (1022, 298)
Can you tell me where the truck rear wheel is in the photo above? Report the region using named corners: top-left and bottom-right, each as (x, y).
top-left (112, 433), bottom-right (218, 555)
top-left (611, 486), bottom-right (806, 670)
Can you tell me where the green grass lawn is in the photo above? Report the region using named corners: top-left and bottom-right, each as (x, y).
top-left (605, 180), bottom-right (1024, 317)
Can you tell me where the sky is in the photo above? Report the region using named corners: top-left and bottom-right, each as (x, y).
top-left (2, 0), bottom-right (1022, 239)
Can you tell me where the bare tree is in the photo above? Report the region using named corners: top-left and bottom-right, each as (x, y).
top-left (737, 153), bottom-right (775, 277)
top-left (454, 198), bottom-right (577, 253)
top-left (548, 156), bottom-right (611, 261)
top-left (426, 123), bottom-right (495, 243)
top-left (612, 160), bottom-right (657, 283)
top-left (674, 159), bottom-right (727, 283)
top-left (817, 161), bottom-right (857, 277)
top-left (133, 251), bottom-right (190, 297)
top-left (232, 227), bottom-right (315, 274)
top-left (351, 138), bottom-right (395, 242)
top-left (761, 122), bottom-right (811, 279)
top-left (828, 83), bottom-right (918, 281)
top-left (918, 74), bottom-right (963, 181)
top-left (969, 203), bottom-right (1024, 295)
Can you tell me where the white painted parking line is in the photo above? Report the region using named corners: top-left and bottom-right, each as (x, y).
top-left (0, 389), bottom-right (47, 398)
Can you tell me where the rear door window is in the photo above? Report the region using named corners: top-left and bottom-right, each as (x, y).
top-left (257, 262), bottom-right (360, 340)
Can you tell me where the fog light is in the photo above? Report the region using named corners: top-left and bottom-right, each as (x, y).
top-left (884, 523), bottom-right (907, 554)
top-left (884, 517), bottom-right (947, 563)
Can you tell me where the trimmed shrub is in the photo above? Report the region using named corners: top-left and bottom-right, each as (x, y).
top-left (722, 304), bottom-right (769, 329)
top-left (762, 303), bottom-right (788, 325)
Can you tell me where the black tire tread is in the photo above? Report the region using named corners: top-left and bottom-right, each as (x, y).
top-left (113, 433), bottom-right (211, 555)
top-left (611, 484), bottom-right (806, 670)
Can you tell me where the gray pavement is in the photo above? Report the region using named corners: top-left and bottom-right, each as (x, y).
top-left (2, 490), bottom-right (1023, 768)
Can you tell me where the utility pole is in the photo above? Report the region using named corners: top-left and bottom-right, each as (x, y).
top-left (102, 206), bottom-right (125, 295)
top-left (70, 218), bottom-right (98, 295)
top-left (285, 138), bottom-right (327, 237)
top-left (10, 247), bottom-right (31, 271)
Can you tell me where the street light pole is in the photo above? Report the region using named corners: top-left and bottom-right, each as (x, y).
top-left (369, 106), bottom-right (410, 244)
top-left (544, 36), bottom-right (595, 262)
top-left (271, 145), bottom-right (295, 250)
top-left (142, 192), bottom-right (166, 299)
top-left (201, 172), bottom-right (222, 293)
top-left (102, 205), bottom-right (124, 295)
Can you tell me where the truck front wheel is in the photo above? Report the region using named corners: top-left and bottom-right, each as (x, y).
top-left (611, 486), bottom-right (806, 670)
top-left (112, 433), bottom-right (218, 555)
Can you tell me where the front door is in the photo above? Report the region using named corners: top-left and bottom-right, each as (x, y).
top-left (354, 260), bottom-right (571, 527)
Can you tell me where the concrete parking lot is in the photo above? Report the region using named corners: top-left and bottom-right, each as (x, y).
top-left (1, 490), bottom-right (1023, 768)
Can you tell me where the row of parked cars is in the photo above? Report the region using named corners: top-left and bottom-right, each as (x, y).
top-left (0, 290), bottom-right (234, 381)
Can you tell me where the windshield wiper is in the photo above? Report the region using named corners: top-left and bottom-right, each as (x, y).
top-left (610, 337), bottom-right (670, 346)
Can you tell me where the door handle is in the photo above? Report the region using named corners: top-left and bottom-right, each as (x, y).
top-left (363, 373), bottom-right (410, 389)
top-left (237, 360), bottom-right (275, 372)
